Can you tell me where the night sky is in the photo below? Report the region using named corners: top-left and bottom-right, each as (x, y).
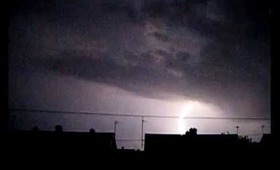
top-left (9, 0), bottom-right (270, 149)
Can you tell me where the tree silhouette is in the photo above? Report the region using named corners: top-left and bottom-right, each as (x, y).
top-left (185, 128), bottom-right (197, 135)
top-left (55, 125), bottom-right (63, 133)
top-left (32, 126), bottom-right (39, 132)
top-left (89, 128), bottom-right (96, 133)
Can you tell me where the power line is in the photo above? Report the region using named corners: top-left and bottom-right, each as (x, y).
top-left (10, 108), bottom-right (271, 121)
top-left (116, 139), bottom-right (142, 141)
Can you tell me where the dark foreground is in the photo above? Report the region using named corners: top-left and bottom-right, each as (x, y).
top-left (1, 131), bottom-right (276, 168)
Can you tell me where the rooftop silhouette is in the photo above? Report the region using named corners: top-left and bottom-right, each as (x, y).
top-left (1, 124), bottom-right (275, 168)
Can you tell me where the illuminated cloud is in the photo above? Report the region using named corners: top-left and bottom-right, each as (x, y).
top-left (9, 0), bottom-right (270, 146)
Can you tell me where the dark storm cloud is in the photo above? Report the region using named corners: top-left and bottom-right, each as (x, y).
top-left (33, 49), bottom-right (190, 100)
top-left (10, 0), bottom-right (270, 117)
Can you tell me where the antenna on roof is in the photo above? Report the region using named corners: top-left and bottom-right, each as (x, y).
top-left (236, 126), bottom-right (239, 135)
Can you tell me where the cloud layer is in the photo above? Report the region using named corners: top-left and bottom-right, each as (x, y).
top-left (9, 0), bottom-right (270, 117)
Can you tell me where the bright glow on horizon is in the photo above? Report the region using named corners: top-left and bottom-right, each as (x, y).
top-left (177, 100), bottom-right (223, 134)
top-left (178, 101), bottom-right (198, 134)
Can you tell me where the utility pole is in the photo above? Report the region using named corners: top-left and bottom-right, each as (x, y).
top-left (141, 116), bottom-right (144, 149)
top-left (261, 125), bottom-right (265, 135)
top-left (114, 121), bottom-right (118, 135)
